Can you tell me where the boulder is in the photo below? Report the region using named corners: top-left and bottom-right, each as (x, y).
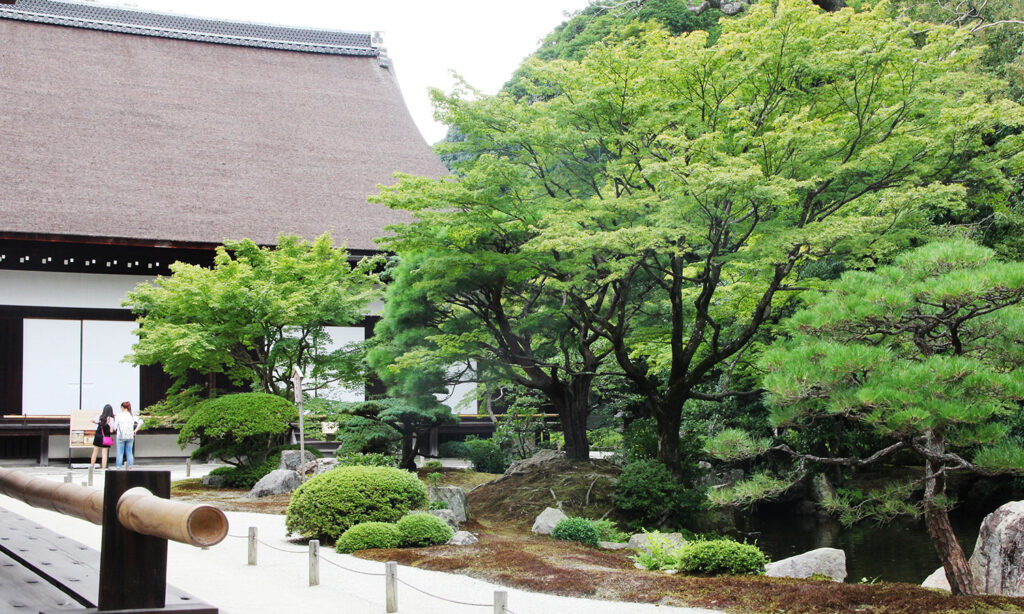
top-left (201, 473), bottom-right (228, 488)
top-left (531, 507), bottom-right (567, 535)
top-left (765, 547), bottom-right (847, 582)
top-left (429, 509), bottom-right (460, 532)
top-left (279, 449), bottom-right (317, 471)
top-left (245, 469), bottom-right (301, 499)
top-left (313, 458), bottom-right (337, 475)
top-left (505, 450), bottom-right (564, 476)
top-left (810, 474), bottom-right (836, 504)
top-left (721, 1), bottom-right (746, 15)
top-left (627, 532), bottom-right (687, 552)
top-left (449, 531), bottom-right (479, 546)
top-left (600, 541), bottom-right (630, 550)
top-left (968, 500), bottom-right (1024, 596)
top-left (922, 567), bottom-right (950, 592)
top-left (430, 486), bottom-right (469, 523)
top-left (687, 1), bottom-right (709, 14)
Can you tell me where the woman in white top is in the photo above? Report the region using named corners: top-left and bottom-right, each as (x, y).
top-left (114, 401), bottom-right (143, 470)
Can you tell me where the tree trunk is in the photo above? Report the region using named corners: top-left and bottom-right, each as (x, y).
top-left (922, 431), bottom-right (976, 595)
top-left (925, 506), bottom-right (975, 595)
top-left (398, 426), bottom-right (417, 470)
top-left (548, 380), bottom-right (591, 460)
top-left (654, 408), bottom-right (683, 480)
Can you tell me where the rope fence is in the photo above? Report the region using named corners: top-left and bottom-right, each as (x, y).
top-left (228, 527), bottom-right (515, 613)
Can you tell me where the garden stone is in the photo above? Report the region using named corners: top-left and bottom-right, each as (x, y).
top-left (245, 469), bottom-right (301, 498)
top-left (428, 509), bottom-right (460, 532)
top-left (922, 567), bottom-right (950, 591)
top-left (600, 541), bottom-right (630, 550)
top-left (430, 486), bottom-right (469, 523)
top-left (505, 450), bottom-right (564, 476)
top-left (279, 449), bottom-right (316, 471)
top-left (627, 532), bottom-right (687, 552)
top-left (765, 547), bottom-right (847, 582)
top-left (313, 458), bottom-right (337, 475)
top-left (810, 474), bottom-right (836, 503)
top-left (531, 507), bottom-right (567, 535)
top-left (721, 1), bottom-right (746, 15)
top-left (449, 531), bottom-right (478, 546)
top-left (201, 473), bottom-right (228, 488)
top-left (968, 500), bottom-right (1024, 596)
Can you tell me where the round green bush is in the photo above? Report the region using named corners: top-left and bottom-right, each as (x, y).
top-left (335, 522), bottom-right (403, 554)
top-left (285, 466), bottom-right (427, 542)
top-left (464, 438), bottom-right (508, 474)
top-left (438, 441), bottom-right (469, 458)
top-left (179, 392), bottom-right (297, 469)
top-left (396, 513), bottom-right (454, 547)
top-left (551, 517), bottom-right (601, 547)
top-left (675, 539), bottom-right (768, 576)
top-left (613, 459), bottom-right (705, 531)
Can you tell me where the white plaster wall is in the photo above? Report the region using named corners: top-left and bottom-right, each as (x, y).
top-left (0, 270), bottom-right (154, 309)
top-left (53, 434), bottom-right (198, 460)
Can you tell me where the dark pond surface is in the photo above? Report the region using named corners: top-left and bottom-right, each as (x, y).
top-left (743, 510), bottom-right (985, 584)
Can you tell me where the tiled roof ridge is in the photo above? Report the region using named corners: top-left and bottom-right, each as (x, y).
top-left (0, 0), bottom-right (384, 57)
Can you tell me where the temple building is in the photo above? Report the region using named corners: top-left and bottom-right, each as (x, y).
top-left (0, 0), bottom-right (478, 462)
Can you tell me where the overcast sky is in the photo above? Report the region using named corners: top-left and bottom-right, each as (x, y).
top-left (105, 0), bottom-right (593, 144)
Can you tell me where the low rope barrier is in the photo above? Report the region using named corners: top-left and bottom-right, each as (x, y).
top-left (239, 525), bottom-right (515, 613)
top-left (395, 576), bottom-right (492, 608)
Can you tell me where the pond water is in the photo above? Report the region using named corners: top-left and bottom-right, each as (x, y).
top-left (742, 510), bottom-right (985, 584)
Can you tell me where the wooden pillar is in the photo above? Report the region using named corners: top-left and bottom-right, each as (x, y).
top-left (98, 470), bottom-right (170, 611)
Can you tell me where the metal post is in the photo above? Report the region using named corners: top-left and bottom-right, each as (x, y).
top-left (248, 526), bottom-right (257, 566)
top-left (64, 472), bottom-right (72, 484)
top-left (186, 457), bottom-right (191, 477)
top-left (493, 590), bottom-right (508, 614)
top-left (308, 540), bottom-right (319, 586)
top-left (88, 465), bottom-right (94, 487)
top-left (385, 561), bottom-right (397, 613)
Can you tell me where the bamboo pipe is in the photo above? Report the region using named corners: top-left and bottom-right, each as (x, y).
top-left (117, 487), bottom-right (227, 548)
top-left (0, 469), bottom-right (227, 547)
top-left (0, 468), bottom-right (103, 524)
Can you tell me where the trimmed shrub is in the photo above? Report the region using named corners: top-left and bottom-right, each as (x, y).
top-left (675, 539), bottom-right (767, 576)
top-left (438, 441), bottom-right (469, 458)
top-left (396, 513), bottom-right (453, 547)
top-left (335, 522), bottom-right (403, 554)
top-left (335, 452), bottom-right (398, 467)
top-left (613, 459), bottom-right (705, 531)
top-left (590, 519), bottom-right (629, 543)
top-left (423, 460), bottom-right (443, 470)
top-left (551, 517), bottom-right (600, 547)
top-left (285, 466), bottom-right (427, 542)
top-left (179, 392), bottom-right (296, 469)
top-left (464, 438), bottom-right (508, 474)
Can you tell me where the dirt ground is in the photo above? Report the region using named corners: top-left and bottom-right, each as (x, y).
top-left (170, 466), bottom-right (1024, 614)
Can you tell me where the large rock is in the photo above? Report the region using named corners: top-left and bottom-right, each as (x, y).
top-left (627, 532), bottom-right (687, 552)
top-left (449, 531), bottom-right (478, 546)
top-left (430, 486), bottom-right (469, 523)
top-left (279, 450), bottom-right (317, 471)
top-left (245, 469), bottom-right (301, 499)
top-left (968, 500), bottom-right (1024, 596)
top-left (505, 450), bottom-right (565, 476)
top-left (765, 548), bottom-right (847, 582)
top-left (720, 1), bottom-right (746, 15)
top-left (922, 567), bottom-right (950, 591)
top-left (201, 473), bottom-right (228, 488)
top-left (531, 507), bottom-right (567, 535)
top-left (429, 509), bottom-right (460, 532)
top-left (810, 474), bottom-right (836, 503)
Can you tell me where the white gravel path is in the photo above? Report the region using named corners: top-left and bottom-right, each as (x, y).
top-left (0, 464), bottom-right (724, 614)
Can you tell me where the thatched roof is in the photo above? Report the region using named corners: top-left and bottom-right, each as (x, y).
top-left (0, 0), bottom-right (445, 252)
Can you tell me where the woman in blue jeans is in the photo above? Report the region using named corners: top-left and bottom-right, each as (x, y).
top-left (114, 401), bottom-right (142, 469)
